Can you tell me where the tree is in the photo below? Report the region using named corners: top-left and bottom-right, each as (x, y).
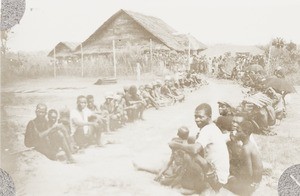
top-left (286, 41), bottom-right (297, 52)
top-left (271, 37), bottom-right (285, 49)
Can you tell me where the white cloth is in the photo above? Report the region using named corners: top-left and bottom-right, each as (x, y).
top-left (196, 123), bottom-right (230, 184)
top-left (70, 108), bottom-right (92, 135)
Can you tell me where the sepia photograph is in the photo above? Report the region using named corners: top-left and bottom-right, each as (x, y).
top-left (1, 0), bottom-right (300, 195)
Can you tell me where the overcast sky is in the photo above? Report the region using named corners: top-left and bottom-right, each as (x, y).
top-left (6, 0), bottom-right (300, 52)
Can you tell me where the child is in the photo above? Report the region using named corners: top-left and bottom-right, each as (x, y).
top-left (225, 121), bottom-right (263, 196)
top-left (155, 126), bottom-right (204, 192)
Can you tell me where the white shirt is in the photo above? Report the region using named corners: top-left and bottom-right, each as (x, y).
top-left (196, 123), bottom-right (230, 184)
top-left (70, 108), bottom-right (92, 135)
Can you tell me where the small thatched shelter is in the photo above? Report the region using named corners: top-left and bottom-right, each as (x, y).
top-left (48, 42), bottom-right (79, 58)
top-left (200, 44), bottom-right (264, 58)
top-left (74, 9), bottom-right (194, 55)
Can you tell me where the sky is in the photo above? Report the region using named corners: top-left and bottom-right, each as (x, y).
top-left (6, 0), bottom-right (300, 52)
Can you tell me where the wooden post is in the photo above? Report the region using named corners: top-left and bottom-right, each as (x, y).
top-left (113, 40), bottom-right (117, 78)
top-left (137, 62), bottom-right (141, 83)
top-left (80, 43), bottom-right (84, 77)
top-left (188, 35), bottom-right (191, 71)
top-left (150, 39), bottom-right (153, 70)
top-left (267, 45), bottom-right (273, 75)
top-left (53, 46), bottom-right (56, 77)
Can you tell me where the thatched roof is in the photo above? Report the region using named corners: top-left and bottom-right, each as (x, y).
top-left (48, 42), bottom-right (80, 57)
top-left (175, 34), bottom-right (207, 51)
top-left (199, 44), bottom-right (264, 58)
top-left (75, 9), bottom-right (189, 54)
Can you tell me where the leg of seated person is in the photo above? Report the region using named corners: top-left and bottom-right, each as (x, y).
top-left (182, 154), bottom-right (206, 192)
top-left (50, 131), bottom-right (75, 163)
top-left (90, 123), bottom-right (104, 146)
top-left (193, 154), bottom-right (210, 172)
top-left (35, 141), bottom-right (57, 160)
top-left (58, 126), bottom-right (75, 154)
top-left (74, 128), bottom-right (88, 148)
top-left (225, 176), bottom-right (254, 196)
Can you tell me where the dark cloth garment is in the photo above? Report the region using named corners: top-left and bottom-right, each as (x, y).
top-left (124, 92), bottom-right (132, 106)
top-left (101, 101), bottom-right (115, 114)
top-left (73, 127), bottom-right (94, 148)
top-left (24, 118), bottom-right (57, 160)
top-left (160, 85), bottom-right (172, 96)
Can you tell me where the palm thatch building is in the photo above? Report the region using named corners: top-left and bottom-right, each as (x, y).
top-left (74, 9), bottom-right (206, 55)
top-left (48, 42), bottom-right (79, 59)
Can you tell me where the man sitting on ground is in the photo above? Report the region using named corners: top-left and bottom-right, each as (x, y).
top-left (169, 103), bottom-right (230, 193)
top-left (86, 95), bottom-right (99, 112)
top-left (24, 104), bottom-right (75, 163)
top-left (70, 95), bottom-right (104, 148)
top-left (47, 109), bottom-right (75, 163)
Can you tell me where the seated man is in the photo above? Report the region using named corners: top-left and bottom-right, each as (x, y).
top-left (265, 87), bottom-right (285, 123)
top-left (101, 92), bottom-right (122, 131)
top-left (128, 85), bottom-right (146, 121)
top-left (169, 103), bottom-right (230, 192)
top-left (225, 121), bottom-right (263, 196)
top-left (86, 95), bottom-right (99, 112)
top-left (47, 109), bottom-right (75, 162)
top-left (140, 84), bottom-right (159, 109)
top-left (24, 104), bottom-right (75, 163)
top-left (225, 112), bottom-right (259, 176)
top-left (113, 93), bottom-right (128, 126)
top-left (70, 95), bottom-right (104, 148)
top-left (152, 80), bottom-right (171, 107)
top-left (218, 101), bottom-right (234, 116)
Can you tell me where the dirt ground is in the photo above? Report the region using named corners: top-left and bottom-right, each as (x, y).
top-left (1, 76), bottom-right (300, 196)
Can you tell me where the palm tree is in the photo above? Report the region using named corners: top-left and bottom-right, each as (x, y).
top-left (272, 37), bottom-right (285, 49)
top-left (268, 37), bottom-right (286, 74)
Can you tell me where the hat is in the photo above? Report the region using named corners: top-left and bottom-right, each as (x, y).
top-left (217, 101), bottom-right (232, 108)
top-left (145, 84), bottom-right (152, 89)
top-left (105, 92), bottom-right (114, 99)
top-left (156, 79), bottom-right (162, 86)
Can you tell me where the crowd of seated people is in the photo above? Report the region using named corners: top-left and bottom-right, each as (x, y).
top-left (24, 71), bottom-right (208, 163)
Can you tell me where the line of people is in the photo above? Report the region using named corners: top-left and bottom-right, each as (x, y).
top-left (24, 72), bottom-right (208, 163)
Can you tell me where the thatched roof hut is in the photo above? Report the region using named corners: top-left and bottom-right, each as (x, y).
top-left (199, 44), bottom-right (264, 58)
top-left (175, 34), bottom-right (207, 51)
top-left (74, 9), bottom-right (203, 55)
top-left (48, 42), bottom-right (79, 58)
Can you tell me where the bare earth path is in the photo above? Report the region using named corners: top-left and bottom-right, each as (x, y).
top-left (2, 78), bottom-right (300, 196)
